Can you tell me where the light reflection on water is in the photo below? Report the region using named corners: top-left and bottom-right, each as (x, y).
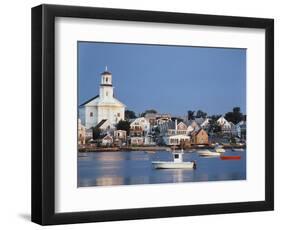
top-left (78, 150), bottom-right (246, 187)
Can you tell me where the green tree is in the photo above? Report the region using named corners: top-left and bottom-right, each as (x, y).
top-left (225, 107), bottom-right (243, 124)
top-left (187, 110), bottom-right (195, 120)
top-left (125, 110), bottom-right (137, 120)
top-left (195, 110), bottom-right (207, 118)
top-left (208, 115), bottom-right (222, 134)
top-left (141, 109), bottom-right (158, 117)
top-left (116, 120), bottom-right (131, 135)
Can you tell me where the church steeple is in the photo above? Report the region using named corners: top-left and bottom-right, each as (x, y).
top-left (100, 66), bottom-right (113, 99)
top-left (100, 66), bottom-right (112, 86)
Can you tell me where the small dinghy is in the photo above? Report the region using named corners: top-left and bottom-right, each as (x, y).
top-left (220, 155), bottom-right (241, 160)
top-left (198, 150), bottom-right (221, 157)
top-left (152, 150), bottom-right (196, 169)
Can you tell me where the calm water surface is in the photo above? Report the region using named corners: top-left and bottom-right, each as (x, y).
top-left (78, 150), bottom-right (246, 187)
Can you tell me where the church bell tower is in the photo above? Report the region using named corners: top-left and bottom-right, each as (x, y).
top-left (99, 66), bottom-right (114, 100)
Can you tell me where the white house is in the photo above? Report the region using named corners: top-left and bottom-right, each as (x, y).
top-left (236, 120), bottom-right (246, 138)
top-left (228, 121), bottom-right (237, 135)
top-left (164, 134), bottom-right (190, 146)
top-left (101, 134), bottom-right (114, 146)
top-left (200, 118), bottom-right (210, 129)
top-left (160, 120), bottom-right (191, 146)
top-left (130, 117), bottom-right (150, 132)
top-left (114, 130), bottom-right (127, 142)
top-left (186, 125), bottom-right (195, 135)
top-left (130, 117), bottom-right (152, 145)
top-left (80, 67), bottom-right (126, 129)
top-left (217, 116), bottom-right (231, 132)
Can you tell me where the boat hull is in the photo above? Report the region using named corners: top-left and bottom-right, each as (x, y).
top-left (198, 150), bottom-right (220, 157)
top-left (220, 156), bottom-right (241, 160)
top-left (152, 161), bottom-right (195, 169)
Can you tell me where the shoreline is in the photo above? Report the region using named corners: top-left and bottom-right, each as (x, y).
top-left (78, 144), bottom-right (246, 153)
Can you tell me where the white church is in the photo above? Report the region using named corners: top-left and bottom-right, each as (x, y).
top-left (80, 67), bottom-right (126, 130)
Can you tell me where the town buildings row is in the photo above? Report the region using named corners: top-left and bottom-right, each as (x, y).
top-left (78, 114), bottom-right (246, 147)
top-left (78, 67), bottom-right (246, 148)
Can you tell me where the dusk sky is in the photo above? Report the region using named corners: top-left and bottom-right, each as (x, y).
top-left (78, 42), bottom-right (246, 116)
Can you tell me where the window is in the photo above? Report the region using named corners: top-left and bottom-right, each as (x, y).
top-left (117, 113), bottom-right (120, 117)
top-left (106, 91), bottom-right (108, 96)
top-left (174, 154), bottom-right (179, 159)
top-left (90, 112), bottom-right (93, 117)
top-left (106, 77), bottom-right (108, 83)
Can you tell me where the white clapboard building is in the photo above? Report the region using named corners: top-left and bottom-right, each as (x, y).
top-left (80, 67), bottom-right (126, 129)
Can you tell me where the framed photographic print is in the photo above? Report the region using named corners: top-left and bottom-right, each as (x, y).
top-left (31, 4), bottom-right (274, 225)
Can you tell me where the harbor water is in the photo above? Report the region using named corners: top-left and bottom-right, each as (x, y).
top-left (78, 150), bottom-right (246, 187)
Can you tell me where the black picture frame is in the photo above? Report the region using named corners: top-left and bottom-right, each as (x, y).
top-left (31, 4), bottom-right (274, 225)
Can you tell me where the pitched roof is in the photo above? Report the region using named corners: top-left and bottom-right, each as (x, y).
top-left (95, 119), bottom-right (108, 129)
top-left (79, 95), bottom-right (99, 107)
top-left (101, 71), bottom-right (112, 75)
top-left (191, 128), bottom-right (205, 136)
top-left (100, 133), bottom-right (113, 140)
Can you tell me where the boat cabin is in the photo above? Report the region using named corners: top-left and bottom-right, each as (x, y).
top-left (172, 152), bottom-right (183, 163)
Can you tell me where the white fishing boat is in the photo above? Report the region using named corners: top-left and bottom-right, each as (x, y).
top-left (198, 149), bottom-right (221, 157)
top-left (152, 150), bottom-right (196, 169)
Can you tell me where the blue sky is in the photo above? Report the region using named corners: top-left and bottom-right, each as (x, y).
top-left (78, 42), bottom-right (246, 116)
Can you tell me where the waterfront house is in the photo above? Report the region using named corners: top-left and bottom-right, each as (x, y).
top-left (101, 134), bottom-right (114, 146)
top-left (130, 117), bottom-right (150, 133)
top-left (159, 119), bottom-right (188, 136)
top-left (156, 113), bottom-right (172, 125)
top-left (229, 121), bottom-right (238, 135)
top-left (130, 136), bottom-right (144, 146)
top-left (191, 128), bottom-right (209, 145)
top-left (114, 130), bottom-right (127, 142)
top-left (236, 120), bottom-right (246, 139)
top-left (78, 119), bottom-right (86, 145)
top-left (130, 117), bottom-right (151, 145)
top-left (217, 116), bottom-right (232, 133)
top-left (164, 135), bottom-right (190, 146)
top-left (159, 119), bottom-right (191, 146)
top-left (144, 113), bottom-right (157, 126)
top-left (200, 118), bottom-right (210, 129)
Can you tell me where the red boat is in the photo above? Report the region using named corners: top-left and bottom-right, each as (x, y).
top-left (220, 155), bottom-right (241, 160)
